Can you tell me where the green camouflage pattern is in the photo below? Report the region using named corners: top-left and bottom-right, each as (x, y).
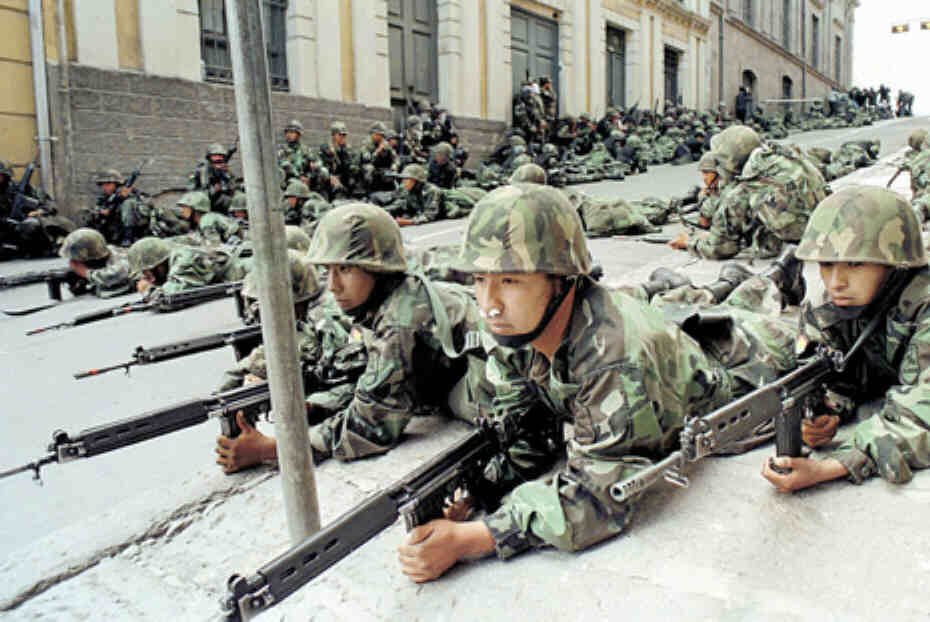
top-left (155, 244), bottom-right (248, 296)
top-left (480, 278), bottom-right (797, 559)
top-left (241, 249), bottom-right (321, 303)
top-left (59, 228), bottom-right (109, 262)
top-left (197, 212), bottom-right (241, 245)
top-left (442, 186), bottom-right (486, 220)
top-left (509, 163), bottom-right (547, 184)
top-left (561, 188), bottom-right (658, 237)
top-left (909, 149), bottom-right (930, 199)
top-left (178, 191), bottom-right (211, 213)
top-left (285, 225), bottom-right (311, 253)
top-left (284, 179), bottom-right (312, 199)
top-left (84, 249), bottom-right (133, 298)
top-left (796, 186), bottom-right (927, 267)
top-left (399, 164), bottom-right (428, 183)
top-left (709, 125), bottom-right (762, 175)
top-left (800, 267), bottom-right (930, 484)
top-left (385, 180), bottom-right (445, 224)
top-left (96, 169), bottom-right (123, 185)
top-left (129, 237), bottom-right (173, 274)
top-left (455, 184), bottom-right (591, 276)
top-left (307, 202), bottom-right (407, 273)
top-left (697, 151), bottom-right (719, 173)
top-left (907, 129), bottom-right (927, 152)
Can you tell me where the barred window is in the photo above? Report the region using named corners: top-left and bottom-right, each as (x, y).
top-left (199, 0), bottom-right (289, 91)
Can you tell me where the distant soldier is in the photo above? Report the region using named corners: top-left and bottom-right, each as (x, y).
top-left (318, 121), bottom-right (358, 199)
top-left (404, 115), bottom-right (430, 165)
top-left (128, 236), bottom-right (248, 299)
top-left (172, 190), bottom-right (242, 245)
top-left (277, 119), bottom-right (318, 185)
top-left (282, 179), bottom-right (315, 225)
top-left (88, 169), bottom-right (149, 247)
top-left (386, 164), bottom-right (444, 225)
top-left (359, 121), bottom-right (400, 194)
top-left (538, 75), bottom-right (557, 125)
top-left (427, 142), bottom-right (459, 189)
top-left (58, 228), bottom-right (133, 298)
top-left (449, 130), bottom-right (469, 169)
top-left (188, 143), bottom-right (237, 214)
top-left (0, 159), bottom-right (73, 258)
top-left (596, 107), bottom-right (621, 139)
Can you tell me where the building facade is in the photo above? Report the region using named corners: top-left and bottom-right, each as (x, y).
top-left (6, 0), bottom-right (856, 217)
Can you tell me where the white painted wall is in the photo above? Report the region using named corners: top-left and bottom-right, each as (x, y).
top-left (73, 0), bottom-right (118, 69)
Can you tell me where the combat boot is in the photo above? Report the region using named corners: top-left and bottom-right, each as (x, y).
top-left (642, 267), bottom-right (692, 299)
top-left (120, 224), bottom-right (136, 248)
top-left (703, 263), bottom-right (754, 302)
top-left (762, 245), bottom-right (806, 306)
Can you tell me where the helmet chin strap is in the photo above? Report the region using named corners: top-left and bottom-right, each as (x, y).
top-left (492, 277), bottom-right (575, 349)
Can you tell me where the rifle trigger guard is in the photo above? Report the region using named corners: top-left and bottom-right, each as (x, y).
top-left (238, 584), bottom-right (275, 621)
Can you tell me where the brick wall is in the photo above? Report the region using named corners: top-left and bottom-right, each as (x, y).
top-left (48, 65), bottom-right (506, 220)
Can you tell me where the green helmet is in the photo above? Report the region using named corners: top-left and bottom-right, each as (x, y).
top-left (434, 142), bottom-right (454, 158)
top-left (626, 135), bottom-right (642, 148)
top-left (96, 169), bottom-right (123, 185)
top-left (407, 115), bottom-right (421, 126)
top-left (510, 153), bottom-right (533, 168)
top-left (284, 179), bottom-right (311, 199)
top-left (230, 191), bottom-right (248, 213)
top-left (242, 249), bottom-right (321, 303)
top-left (605, 107), bottom-right (619, 117)
top-left (509, 135), bottom-right (527, 148)
top-left (796, 186), bottom-right (927, 268)
top-left (579, 112), bottom-right (592, 122)
top-left (59, 228), bottom-right (109, 262)
top-left (508, 163), bottom-right (547, 184)
top-left (542, 143), bottom-right (558, 156)
top-left (455, 184), bottom-right (591, 276)
top-left (807, 147), bottom-right (832, 164)
top-left (908, 129), bottom-right (927, 151)
top-left (129, 237), bottom-right (172, 274)
top-left (399, 164), bottom-right (427, 183)
top-left (177, 191), bottom-right (211, 213)
top-left (609, 129), bottom-right (625, 140)
top-left (285, 225), bottom-right (312, 252)
top-left (306, 202), bottom-right (407, 273)
top-left (330, 121), bottom-right (348, 135)
top-left (284, 119), bottom-right (303, 133)
top-left (206, 143), bottom-right (226, 158)
top-left (697, 151), bottom-right (719, 173)
top-left (369, 121), bottom-right (389, 136)
top-left (709, 125), bottom-right (761, 175)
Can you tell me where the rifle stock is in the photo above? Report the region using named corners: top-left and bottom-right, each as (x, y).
top-left (0, 267), bottom-right (71, 295)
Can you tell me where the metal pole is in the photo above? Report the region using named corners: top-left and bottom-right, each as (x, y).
top-left (718, 10), bottom-right (724, 108)
top-left (55, 0), bottom-right (74, 214)
top-left (800, 0), bottom-right (807, 99)
top-left (28, 0), bottom-right (55, 193)
top-left (225, 0), bottom-right (321, 542)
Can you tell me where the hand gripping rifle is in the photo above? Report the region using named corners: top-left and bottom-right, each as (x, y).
top-left (73, 324), bottom-right (263, 379)
top-left (10, 152), bottom-right (40, 221)
top-left (26, 280), bottom-right (244, 336)
top-left (219, 407), bottom-right (549, 621)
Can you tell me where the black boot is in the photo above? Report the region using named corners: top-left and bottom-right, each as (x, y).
top-left (642, 267), bottom-right (693, 299)
top-left (120, 225), bottom-right (135, 248)
top-left (704, 263), bottom-right (754, 302)
top-left (762, 244), bottom-right (806, 306)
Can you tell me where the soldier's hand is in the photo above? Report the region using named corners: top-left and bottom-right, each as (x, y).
top-left (801, 414), bottom-right (840, 447)
top-left (243, 373), bottom-right (264, 385)
top-left (395, 217), bottom-right (415, 227)
top-left (667, 232), bottom-right (689, 249)
top-left (397, 519), bottom-right (495, 583)
top-left (215, 411), bottom-right (277, 474)
top-left (119, 186), bottom-right (131, 198)
top-left (27, 210), bottom-right (41, 218)
top-left (136, 278), bottom-right (154, 294)
top-left (761, 456), bottom-right (848, 493)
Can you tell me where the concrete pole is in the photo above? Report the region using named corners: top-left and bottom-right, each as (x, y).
top-left (55, 0), bottom-right (75, 214)
top-left (225, 0), bottom-right (321, 542)
top-left (28, 0), bottom-right (55, 193)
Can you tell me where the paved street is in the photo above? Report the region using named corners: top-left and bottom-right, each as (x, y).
top-left (1, 116), bottom-right (928, 620)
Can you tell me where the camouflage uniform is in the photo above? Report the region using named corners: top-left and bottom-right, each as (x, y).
top-left (277, 120), bottom-right (318, 184)
top-left (86, 169), bottom-right (150, 247)
top-left (173, 191), bottom-right (242, 246)
top-left (453, 184), bottom-right (796, 560)
top-left (359, 121), bottom-right (400, 194)
top-left (304, 203), bottom-right (492, 460)
top-left (561, 187), bottom-right (659, 236)
top-left (129, 237), bottom-right (249, 298)
top-left (427, 142), bottom-right (459, 189)
top-left (688, 129), bottom-right (827, 259)
top-left (188, 144), bottom-right (237, 214)
top-left (385, 164), bottom-right (445, 224)
top-left (319, 122), bottom-right (359, 199)
top-left (796, 186), bottom-right (930, 485)
top-left (58, 228), bottom-right (133, 298)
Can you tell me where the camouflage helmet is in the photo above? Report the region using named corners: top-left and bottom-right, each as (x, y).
top-left (96, 169), bottom-right (124, 185)
top-left (306, 202), bottom-right (407, 273)
top-left (709, 125), bottom-right (761, 175)
top-left (284, 119), bottom-right (303, 133)
top-left (796, 186), bottom-right (927, 268)
top-left (542, 143), bottom-right (559, 156)
top-left (697, 151), bottom-right (720, 173)
top-left (609, 129), bottom-right (625, 140)
top-left (510, 153), bottom-right (533, 168)
top-left (578, 112), bottom-right (592, 122)
top-left (433, 142), bottom-right (454, 158)
top-left (455, 184), bottom-right (591, 276)
top-left (129, 237), bottom-right (173, 274)
top-left (407, 115), bottom-right (422, 126)
top-left (242, 249), bottom-right (321, 303)
top-left (508, 163), bottom-right (547, 184)
top-left (284, 179), bottom-right (311, 199)
top-left (230, 191), bottom-right (248, 214)
top-left (605, 107), bottom-right (619, 117)
top-left (206, 143), bottom-right (227, 158)
top-left (330, 121), bottom-right (348, 135)
top-left (509, 135), bottom-right (527, 148)
top-left (626, 135), bottom-right (643, 148)
top-left (177, 191), bottom-right (211, 213)
top-left (285, 225), bottom-right (312, 253)
top-left (807, 147), bottom-right (832, 164)
top-left (59, 228), bottom-right (109, 262)
top-left (908, 129), bottom-right (927, 151)
top-left (399, 164), bottom-right (428, 183)
top-left (369, 121), bottom-right (389, 136)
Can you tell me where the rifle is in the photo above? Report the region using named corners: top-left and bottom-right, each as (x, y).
top-left (226, 137), bottom-right (240, 164)
top-left (26, 280), bottom-right (244, 336)
top-left (886, 165), bottom-right (907, 188)
top-left (0, 266), bottom-right (77, 300)
top-left (98, 157), bottom-right (152, 215)
top-left (608, 347), bottom-right (847, 504)
top-left (74, 324), bottom-right (264, 379)
top-left (0, 380), bottom-right (286, 483)
top-left (10, 152), bottom-right (40, 221)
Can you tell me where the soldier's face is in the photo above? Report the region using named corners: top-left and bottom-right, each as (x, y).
top-left (818, 262), bottom-right (891, 307)
top-left (702, 171), bottom-right (718, 189)
top-left (401, 178), bottom-right (416, 192)
top-left (372, 133), bottom-right (383, 145)
top-left (474, 273), bottom-right (558, 336)
top-left (334, 132), bottom-right (347, 147)
top-left (326, 265), bottom-right (377, 312)
top-left (210, 155), bottom-right (227, 170)
top-left (178, 206), bottom-right (193, 220)
top-left (286, 196), bottom-right (299, 208)
top-left (100, 182), bottom-right (117, 196)
top-left (285, 130), bottom-right (300, 142)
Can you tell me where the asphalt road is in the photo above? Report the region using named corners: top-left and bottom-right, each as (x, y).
top-left (0, 115), bottom-right (924, 564)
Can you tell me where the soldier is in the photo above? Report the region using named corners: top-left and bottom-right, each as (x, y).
top-left (669, 125), bottom-right (827, 259)
top-left (397, 183), bottom-right (797, 582)
top-left (58, 228), bottom-right (133, 298)
top-left (0, 160), bottom-right (71, 258)
top-left (404, 115), bottom-right (430, 165)
top-left (188, 143), bottom-right (237, 214)
top-left (538, 76), bottom-right (557, 125)
top-left (596, 107), bottom-right (621, 139)
top-left (693, 150), bottom-right (723, 227)
top-left (358, 121), bottom-right (400, 195)
top-left (762, 186), bottom-right (930, 492)
top-left (282, 179), bottom-right (313, 225)
top-left (386, 164), bottom-right (445, 225)
top-left (89, 169), bottom-right (148, 247)
top-left (174, 191), bottom-right (242, 245)
top-left (449, 130), bottom-right (469, 170)
top-left (277, 119), bottom-right (316, 185)
top-left (572, 112), bottom-right (596, 155)
top-left (554, 115), bottom-right (577, 153)
top-left (318, 121), bottom-right (358, 199)
top-left (129, 236), bottom-right (248, 298)
top-left (427, 142), bottom-right (459, 189)
top-left (215, 202), bottom-right (491, 471)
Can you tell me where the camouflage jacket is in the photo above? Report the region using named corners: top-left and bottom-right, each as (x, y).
top-left (86, 247), bottom-right (133, 298)
top-left (150, 244), bottom-right (248, 298)
top-left (427, 159), bottom-right (459, 189)
top-left (359, 138), bottom-right (399, 171)
top-left (909, 149), bottom-right (930, 199)
top-left (318, 142), bottom-right (357, 186)
top-left (481, 280), bottom-right (739, 559)
top-left (187, 164), bottom-right (237, 213)
top-left (307, 276), bottom-right (485, 461)
top-left (800, 267), bottom-right (930, 484)
top-left (386, 182), bottom-right (444, 224)
top-left (198, 212), bottom-right (242, 245)
top-left (277, 141), bottom-right (317, 179)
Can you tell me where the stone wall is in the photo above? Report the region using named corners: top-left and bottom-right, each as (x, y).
top-left (48, 65), bottom-right (506, 219)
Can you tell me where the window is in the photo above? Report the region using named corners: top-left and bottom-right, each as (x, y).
top-left (664, 47), bottom-right (680, 104)
top-left (606, 27), bottom-right (626, 108)
top-left (782, 0), bottom-right (791, 49)
top-left (743, 0), bottom-right (754, 27)
top-left (811, 14), bottom-right (820, 69)
top-left (199, 0), bottom-right (289, 91)
top-left (834, 36), bottom-right (842, 82)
